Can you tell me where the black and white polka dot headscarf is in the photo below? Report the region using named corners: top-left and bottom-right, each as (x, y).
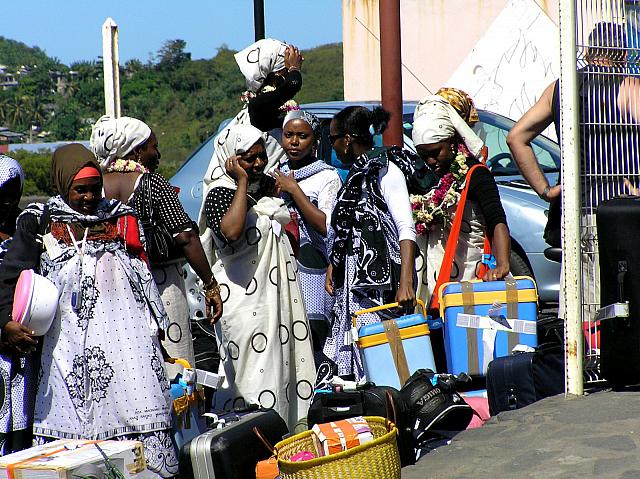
top-left (0, 154), bottom-right (24, 189)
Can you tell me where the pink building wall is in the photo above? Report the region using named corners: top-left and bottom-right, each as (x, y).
top-left (342, 0), bottom-right (560, 103)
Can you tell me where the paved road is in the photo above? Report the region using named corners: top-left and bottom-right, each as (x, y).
top-left (402, 389), bottom-right (640, 478)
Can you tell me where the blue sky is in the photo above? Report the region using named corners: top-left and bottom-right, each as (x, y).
top-left (3, 0), bottom-right (343, 65)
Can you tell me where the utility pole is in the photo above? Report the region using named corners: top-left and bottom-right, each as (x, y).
top-left (102, 17), bottom-right (120, 118)
top-left (379, 0), bottom-right (403, 146)
top-left (254, 0), bottom-right (265, 41)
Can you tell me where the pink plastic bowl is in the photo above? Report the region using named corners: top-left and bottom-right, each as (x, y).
top-left (12, 269), bottom-right (58, 336)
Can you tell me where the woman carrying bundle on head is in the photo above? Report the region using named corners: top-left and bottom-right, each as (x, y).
top-left (223, 38), bottom-right (305, 170)
top-left (323, 106), bottom-right (419, 381)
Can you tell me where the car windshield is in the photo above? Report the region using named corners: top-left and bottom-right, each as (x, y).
top-left (402, 112), bottom-right (560, 176)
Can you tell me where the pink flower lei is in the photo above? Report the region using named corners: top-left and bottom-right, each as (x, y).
top-left (411, 144), bottom-right (471, 235)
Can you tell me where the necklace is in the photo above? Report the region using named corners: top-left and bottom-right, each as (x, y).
top-left (411, 144), bottom-right (471, 236)
top-left (106, 159), bottom-right (148, 174)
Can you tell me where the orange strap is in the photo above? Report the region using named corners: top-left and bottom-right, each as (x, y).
top-left (430, 164), bottom-right (492, 311)
top-left (7, 440), bottom-right (103, 479)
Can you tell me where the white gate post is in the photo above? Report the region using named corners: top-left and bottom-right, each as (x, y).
top-left (558, 0), bottom-right (584, 396)
top-left (102, 17), bottom-right (120, 118)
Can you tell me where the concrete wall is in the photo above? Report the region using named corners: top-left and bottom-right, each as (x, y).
top-left (343, 0), bottom-right (561, 123)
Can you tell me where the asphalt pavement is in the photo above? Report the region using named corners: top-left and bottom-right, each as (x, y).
top-left (402, 389), bottom-right (640, 479)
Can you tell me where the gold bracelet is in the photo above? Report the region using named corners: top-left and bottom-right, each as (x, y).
top-left (204, 284), bottom-right (221, 300)
top-left (204, 277), bottom-right (217, 290)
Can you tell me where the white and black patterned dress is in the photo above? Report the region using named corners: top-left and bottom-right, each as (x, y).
top-left (0, 198), bottom-right (178, 477)
top-left (129, 172), bottom-right (197, 381)
top-left (203, 190), bottom-right (316, 429)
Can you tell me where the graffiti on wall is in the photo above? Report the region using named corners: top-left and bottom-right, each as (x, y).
top-left (447, 0), bottom-right (559, 138)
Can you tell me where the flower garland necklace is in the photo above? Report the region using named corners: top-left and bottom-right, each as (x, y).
top-left (411, 144), bottom-right (471, 236)
top-left (106, 158), bottom-right (148, 174)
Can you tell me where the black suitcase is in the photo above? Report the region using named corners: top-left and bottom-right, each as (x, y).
top-left (486, 345), bottom-right (564, 416)
top-left (597, 196), bottom-right (640, 385)
top-left (179, 408), bottom-right (288, 479)
top-left (307, 385), bottom-right (415, 466)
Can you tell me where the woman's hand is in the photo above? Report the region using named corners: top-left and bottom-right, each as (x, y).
top-left (325, 263), bottom-right (335, 296)
top-left (483, 264), bottom-right (510, 282)
top-left (624, 178), bottom-right (639, 195)
top-left (225, 156), bottom-right (248, 182)
top-left (206, 290), bottom-right (223, 325)
top-left (273, 170), bottom-right (300, 195)
top-left (2, 321), bottom-right (38, 355)
top-left (285, 45), bottom-right (304, 71)
top-left (395, 280), bottom-right (417, 313)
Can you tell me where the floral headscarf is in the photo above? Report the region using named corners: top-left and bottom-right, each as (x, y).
top-left (436, 87), bottom-right (480, 126)
top-left (0, 154), bottom-right (24, 189)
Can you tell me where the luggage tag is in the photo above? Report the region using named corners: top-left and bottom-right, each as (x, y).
top-left (343, 326), bottom-right (359, 346)
top-left (42, 233), bottom-right (63, 260)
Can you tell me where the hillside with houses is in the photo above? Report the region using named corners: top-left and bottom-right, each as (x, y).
top-left (0, 37), bottom-right (343, 190)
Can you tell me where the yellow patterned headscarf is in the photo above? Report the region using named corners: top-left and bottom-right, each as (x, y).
top-left (436, 87), bottom-right (479, 126)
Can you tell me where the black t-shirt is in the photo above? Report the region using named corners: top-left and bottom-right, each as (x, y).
top-left (466, 162), bottom-right (507, 234)
top-left (248, 70), bottom-right (302, 132)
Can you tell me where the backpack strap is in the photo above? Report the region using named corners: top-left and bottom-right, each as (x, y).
top-left (429, 164), bottom-right (491, 311)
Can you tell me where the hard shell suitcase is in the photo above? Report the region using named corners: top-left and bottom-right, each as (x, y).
top-left (596, 196), bottom-right (640, 385)
top-left (355, 300), bottom-right (437, 389)
top-left (306, 385), bottom-right (415, 466)
top-left (179, 408), bottom-right (288, 479)
top-left (486, 345), bottom-right (564, 416)
top-left (438, 276), bottom-right (538, 376)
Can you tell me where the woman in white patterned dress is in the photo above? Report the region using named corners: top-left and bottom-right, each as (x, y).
top-left (0, 145), bottom-right (177, 477)
top-left (199, 124), bottom-right (315, 428)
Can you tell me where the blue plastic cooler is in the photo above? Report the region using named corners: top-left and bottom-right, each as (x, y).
top-left (355, 300), bottom-right (437, 389)
top-left (438, 276), bottom-right (538, 377)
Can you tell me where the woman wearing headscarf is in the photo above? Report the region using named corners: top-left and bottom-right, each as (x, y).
top-left (0, 155), bottom-right (34, 456)
top-left (323, 106), bottom-right (418, 380)
top-left (273, 110), bottom-right (342, 361)
top-left (0, 144), bottom-right (177, 476)
top-left (0, 155), bottom-right (24, 262)
top-left (204, 38), bottom-right (304, 185)
top-left (200, 123), bottom-right (315, 428)
top-left (91, 115), bottom-right (222, 384)
top-left (411, 94), bottom-right (510, 312)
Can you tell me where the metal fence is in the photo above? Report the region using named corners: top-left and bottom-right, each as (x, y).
top-left (570, 0), bottom-right (640, 384)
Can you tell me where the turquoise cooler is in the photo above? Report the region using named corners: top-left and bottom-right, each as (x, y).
top-left (438, 276), bottom-right (538, 377)
top-left (356, 301), bottom-right (437, 389)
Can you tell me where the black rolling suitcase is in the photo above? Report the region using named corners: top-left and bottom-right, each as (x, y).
top-left (306, 385), bottom-right (415, 466)
top-left (179, 408), bottom-right (288, 479)
top-left (486, 345), bottom-right (564, 415)
top-left (597, 196), bottom-right (640, 385)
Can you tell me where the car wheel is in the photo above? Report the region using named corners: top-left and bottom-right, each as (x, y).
top-left (510, 250), bottom-right (534, 278)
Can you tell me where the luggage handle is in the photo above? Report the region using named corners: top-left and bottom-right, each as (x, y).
top-left (384, 391), bottom-right (398, 434)
top-left (253, 426), bottom-right (277, 456)
top-left (351, 299), bottom-right (427, 328)
top-left (165, 357), bottom-right (192, 369)
top-left (319, 391), bottom-right (365, 417)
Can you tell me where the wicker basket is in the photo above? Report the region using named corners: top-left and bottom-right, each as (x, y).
top-left (274, 416), bottom-right (401, 479)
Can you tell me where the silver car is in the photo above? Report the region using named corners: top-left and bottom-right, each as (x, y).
top-left (172, 101), bottom-right (561, 320)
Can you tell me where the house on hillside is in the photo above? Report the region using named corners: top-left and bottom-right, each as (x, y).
top-left (0, 128), bottom-right (25, 144)
top-left (0, 72), bottom-right (18, 90)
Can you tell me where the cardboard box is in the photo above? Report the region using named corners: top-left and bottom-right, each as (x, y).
top-left (0, 439), bottom-right (147, 479)
top-left (311, 417), bottom-right (373, 457)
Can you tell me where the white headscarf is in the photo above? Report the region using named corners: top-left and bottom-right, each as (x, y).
top-left (0, 154), bottom-right (24, 189)
top-left (234, 38), bottom-right (287, 92)
top-left (412, 95), bottom-right (485, 159)
top-left (90, 115), bottom-right (152, 168)
top-left (198, 124), bottom-right (266, 231)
